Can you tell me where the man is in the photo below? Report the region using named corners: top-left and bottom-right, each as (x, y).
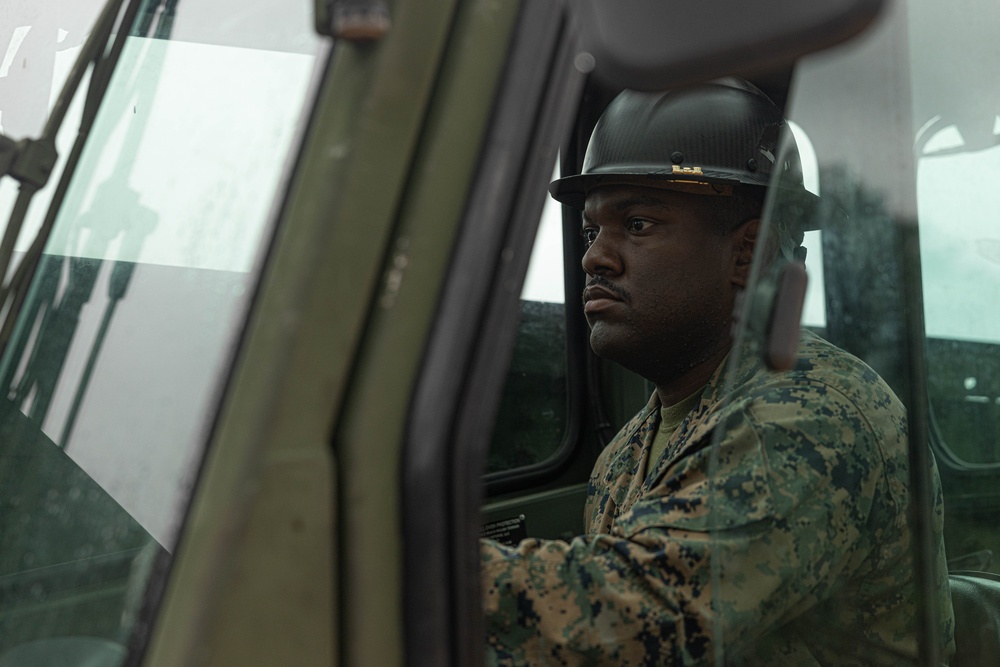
top-left (480, 79), bottom-right (954, 665)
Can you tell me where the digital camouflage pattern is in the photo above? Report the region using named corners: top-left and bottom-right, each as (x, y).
top-left (481, 330), bottom-right (955, 665)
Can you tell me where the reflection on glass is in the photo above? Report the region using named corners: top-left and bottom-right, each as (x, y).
top-left (918, 144), bottom-right (1000, 464)
top-left (908, 14), bottom-right (1000, 667)
top-left (919, 137), bottom-right (1000, 466)
top-left (910, 0), bottom-right (1000, 470)
top-left (0, 0), bottom-right (321, 660)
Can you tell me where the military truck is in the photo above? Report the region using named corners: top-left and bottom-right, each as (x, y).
top-left (0, 0), bottom-right (998, 664)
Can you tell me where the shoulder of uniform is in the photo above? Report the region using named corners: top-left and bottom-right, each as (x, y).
top-left (730, 333), bottom-right (908, 462)
top-left (790, 331), bottom-right (903, 411)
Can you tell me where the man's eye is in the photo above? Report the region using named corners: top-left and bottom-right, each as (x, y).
top-left (581, 228), bottom-right (599, 247)
top-left (628, 218), bottom-right (652, 233)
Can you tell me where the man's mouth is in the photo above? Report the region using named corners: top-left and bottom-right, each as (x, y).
top-left (583, 281), bottom-right (627, 314)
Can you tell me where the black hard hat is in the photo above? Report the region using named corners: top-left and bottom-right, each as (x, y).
top-left (550, 78), bottom-right (807, 210)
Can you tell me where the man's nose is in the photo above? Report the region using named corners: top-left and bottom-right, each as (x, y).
top-left (581, 231), bottom-right (623, 277)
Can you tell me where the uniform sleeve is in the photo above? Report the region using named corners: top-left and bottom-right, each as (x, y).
top-left (700, 385), bottom-right (894, 657)
top-left (481, 526), bottom-right (713, 666)
top-left (480, 383), bottom-right (891, 666)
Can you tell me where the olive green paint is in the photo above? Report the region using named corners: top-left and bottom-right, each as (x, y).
top-left (331, 0), bottom-right (523, 664)
top-left (142, 0), bottom-right (473, 663)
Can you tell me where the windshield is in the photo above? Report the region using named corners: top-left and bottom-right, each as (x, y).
top-left (0, 0), bottom-right (322, 660)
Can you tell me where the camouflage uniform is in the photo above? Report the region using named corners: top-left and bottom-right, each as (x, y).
top-left (481, 330), bottom-right (954, 665)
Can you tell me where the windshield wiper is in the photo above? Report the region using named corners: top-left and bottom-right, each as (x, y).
top-left (0, 0), bottom-right (146, 355)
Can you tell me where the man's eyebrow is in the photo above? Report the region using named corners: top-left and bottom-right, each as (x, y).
top-left (613, 195), bottom-right (673, 211)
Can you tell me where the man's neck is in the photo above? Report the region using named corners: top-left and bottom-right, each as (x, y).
top-left (654, 343), bottom-right (731, 407)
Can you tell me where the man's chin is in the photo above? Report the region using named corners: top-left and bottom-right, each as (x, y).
top-left (588, 324), bottom-right (632, 363)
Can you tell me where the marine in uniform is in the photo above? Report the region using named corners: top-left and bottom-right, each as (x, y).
top-left (481, 79), bottom-right (954, 665)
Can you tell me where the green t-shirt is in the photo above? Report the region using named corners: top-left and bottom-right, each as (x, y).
top-left (646, 388), bottom-right (703, 479)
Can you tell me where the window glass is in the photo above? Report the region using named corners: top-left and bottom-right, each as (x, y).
top-left (909, 0), bottom-right (1000, 465)
top-left (910, 0), bottom-right (1000, 467)
top-left (708, 1), bottom-right (950, 660)
top-left (915, 98), bottom-right (1000, 466)
top-left (0, 0), bottom-right (321, 659)
top-left (901, 0), bottom-right (1000, 595)
top-left (787, 120), bottom-right (827, 330)
top-left (712, 0), bottom-right (983, 660)
top-left (486, 177), bottom-right (568, 474)
top-left (919, 138), bottom-right (1000, 464)
top-left (521, 183), bottom-right (565, 305)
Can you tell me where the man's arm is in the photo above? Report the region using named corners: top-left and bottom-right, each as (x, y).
top-left (481, 382), bottom-right (897, 665)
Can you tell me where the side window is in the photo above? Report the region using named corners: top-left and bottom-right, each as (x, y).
top-left (908, 0), bottom-right (1000, 471)
top-left (0, 1), bottom-right (321, 659)
top-left (486, 173), bottom-right (568, 474)
top-left (917, 111), bottom-right (1000, 466)
top-left (788, 121), bottom-right (827, 331)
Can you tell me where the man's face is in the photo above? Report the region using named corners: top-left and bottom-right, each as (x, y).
top-left (580, 185), bottom-right (746, 387)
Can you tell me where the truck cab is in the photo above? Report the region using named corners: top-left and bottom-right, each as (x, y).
top-left (0, 0), bottom-right (998, 664)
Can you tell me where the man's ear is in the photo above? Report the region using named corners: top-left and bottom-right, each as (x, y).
top-left (731, 218), bottom-right (760, 288)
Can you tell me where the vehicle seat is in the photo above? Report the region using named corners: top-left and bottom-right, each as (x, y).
top-left (949, 570), bottom-right (1000, 667)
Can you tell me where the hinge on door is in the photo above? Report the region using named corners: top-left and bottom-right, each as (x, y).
top-left (0, 135), bottom-right (58, 190)
top-left (314, 0), bottom-right (391, 41)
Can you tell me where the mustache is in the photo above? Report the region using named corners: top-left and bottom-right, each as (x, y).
top-left (583, 276), bottom-right (630, 303)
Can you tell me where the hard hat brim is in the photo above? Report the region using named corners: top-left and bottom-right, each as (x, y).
top-left (549, 168), bottom-right (765, 210)
top-left (548, 169), bottom-right (829, 232)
